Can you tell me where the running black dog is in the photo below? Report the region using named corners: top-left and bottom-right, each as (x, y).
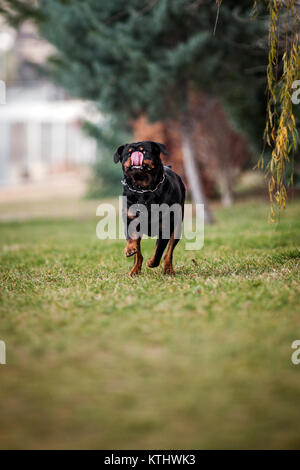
top-left (114, 141), bottom-right (185, 275)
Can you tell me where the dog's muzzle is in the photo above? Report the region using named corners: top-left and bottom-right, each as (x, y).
top-left (130, 151), bottom-right (144, 168)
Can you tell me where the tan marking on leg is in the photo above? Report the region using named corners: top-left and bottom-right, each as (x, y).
top-left (125, 238), bottom-right (139, 258)
top-left (147, 243), bottom-right (158, 268)
top-left (163, 233), bottom-right (176, 275)
top-left (129, 239), bottom-right (143, 276)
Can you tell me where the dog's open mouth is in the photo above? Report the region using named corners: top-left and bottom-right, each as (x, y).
top-left (127, 151), bottom-right (153, 187)
top-left (130, 169), bottom-right (151, 187)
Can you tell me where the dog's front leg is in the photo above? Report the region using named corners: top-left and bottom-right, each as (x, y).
top-left (125, 237), bottom-right (143, 276)
top-left (124, 212), bottom-right (143, 275)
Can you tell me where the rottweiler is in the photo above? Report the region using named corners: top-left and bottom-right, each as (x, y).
top-left (114, 141), bottom-right (186, 275)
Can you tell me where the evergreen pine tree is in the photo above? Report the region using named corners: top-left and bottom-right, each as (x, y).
top-left (3, 0), bottom-right (269, 219)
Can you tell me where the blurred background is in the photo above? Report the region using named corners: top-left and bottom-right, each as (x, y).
top-left (0, 1), bottom-right (300, 451)
top-left (2, 0), bottom-right (296, 217)
top-left (0, 17), bottom-right (99, 206)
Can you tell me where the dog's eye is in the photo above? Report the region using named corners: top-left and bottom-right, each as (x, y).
top-left (140, 147), bottom-right (143, 151)
top-left (128, 148), bottom-right (133, 153)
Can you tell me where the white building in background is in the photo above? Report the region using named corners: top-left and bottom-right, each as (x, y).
top-left (0, 87), bottom-right (99, 187)
top-left (0, 20), bottom-right (101, 188)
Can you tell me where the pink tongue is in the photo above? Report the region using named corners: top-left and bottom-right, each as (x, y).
top-left (131, 151), bottom-right (144, 166)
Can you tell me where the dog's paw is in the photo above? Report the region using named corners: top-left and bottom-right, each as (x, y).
top-left (147, 259), bottom-right (159, 268)
top-left (125, 247), bottom-right (137, 258)
top-left (129, 267), bottom-right (142, 276)
top-left (125, 240), bottom-right (138, 258)
top-left (163, 265), bottom-right (176, 275)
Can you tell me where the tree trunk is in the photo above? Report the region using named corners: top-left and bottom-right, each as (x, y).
top-left (219, 171), bottom-right (233, 207)
top-left (181, 112), bottom-right (215, 224)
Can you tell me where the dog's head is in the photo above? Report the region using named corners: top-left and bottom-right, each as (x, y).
top-left (113, 141), bottom-right (168, 189)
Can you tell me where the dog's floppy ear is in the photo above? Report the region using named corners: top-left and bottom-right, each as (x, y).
top-left (150, 142), bottom-right (168, 156)
top-left (113, 145), bottom-right (126, 163)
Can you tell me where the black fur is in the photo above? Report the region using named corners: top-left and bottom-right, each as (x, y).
top-left (114, 140), bottom-right (186, 273)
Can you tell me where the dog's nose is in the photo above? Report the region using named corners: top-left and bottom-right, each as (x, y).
top-left (131, 151), bottom-right (144, 166)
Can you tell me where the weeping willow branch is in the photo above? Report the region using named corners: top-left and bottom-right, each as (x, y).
top-left (216, 0), bottom-right (300, 221)
top-left (213, 0), bottom-right (223, 35)
top-left (262, 0), bottom-right (300, 221)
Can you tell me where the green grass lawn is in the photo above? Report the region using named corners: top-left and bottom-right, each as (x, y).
top-left (0, 198), bottom-right (299, 449)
